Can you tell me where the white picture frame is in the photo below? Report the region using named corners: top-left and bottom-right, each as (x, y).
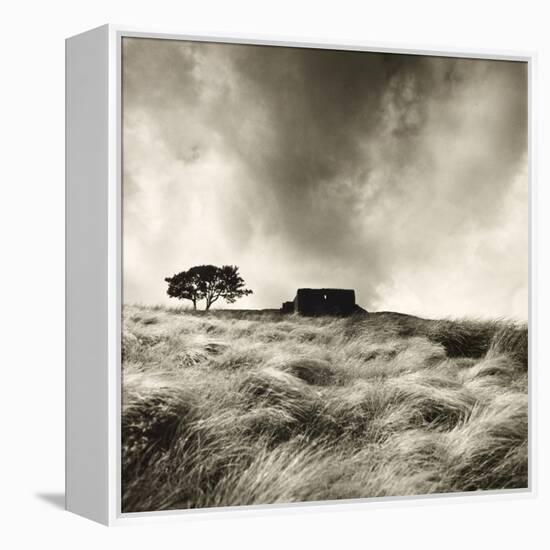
top-left (66, 24), bottom-right (535, 526)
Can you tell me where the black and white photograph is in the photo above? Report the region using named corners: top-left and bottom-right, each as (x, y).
top-left (121, 37), bottom-right (528, 513)
top-left (5, 0), bottom-right (550, 545)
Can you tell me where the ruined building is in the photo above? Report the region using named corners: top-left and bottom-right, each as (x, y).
top-left (281, 288), bottom-right (367, 316)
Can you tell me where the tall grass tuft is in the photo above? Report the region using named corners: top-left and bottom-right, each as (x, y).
top-left (486, 323), bottom-right (528, 368)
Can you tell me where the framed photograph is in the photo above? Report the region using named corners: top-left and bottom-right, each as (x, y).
top-left (66, 25), bottom-right (532, 525)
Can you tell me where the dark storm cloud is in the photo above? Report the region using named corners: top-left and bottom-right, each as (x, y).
top-left (228, 48), bottom-right (526, 228)
top-left (220, 49), bottom-right (436, 280)
top-left (122, 38), bottom-right (528, 319)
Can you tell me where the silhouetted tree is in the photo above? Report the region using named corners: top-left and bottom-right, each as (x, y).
top-left (164, 267), bottom-right (203, 310)
top-left (165, 265), bottom-right (252, 310)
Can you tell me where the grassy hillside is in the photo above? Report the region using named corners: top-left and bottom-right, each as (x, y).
top-left (122, 305), bottom-right (528, 513)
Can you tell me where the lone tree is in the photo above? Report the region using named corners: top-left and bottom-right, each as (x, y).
top-left (164, 265), bottom-right (252, 311)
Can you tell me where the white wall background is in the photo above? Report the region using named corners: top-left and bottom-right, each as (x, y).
top-left (1, 0), bottom-right (548, 547)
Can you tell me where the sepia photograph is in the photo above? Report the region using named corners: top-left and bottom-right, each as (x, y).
top-left (120, 37), bottom-right (528, 513)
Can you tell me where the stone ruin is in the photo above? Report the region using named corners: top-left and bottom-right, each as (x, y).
top-left (281, 288), bottom-right (367, 316)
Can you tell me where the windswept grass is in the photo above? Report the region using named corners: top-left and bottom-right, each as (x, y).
top-left (122, 305), bottom-right (528, 512)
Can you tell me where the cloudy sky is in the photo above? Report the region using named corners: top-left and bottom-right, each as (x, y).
top-left (122, 38), bottom-right (528, 320)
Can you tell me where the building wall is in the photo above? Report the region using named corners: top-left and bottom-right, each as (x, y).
top-left (294, 288), bottom-right (356, 316)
